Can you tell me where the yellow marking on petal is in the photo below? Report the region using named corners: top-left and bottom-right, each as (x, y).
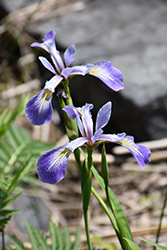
top-left (119, 139), bottom-right (141, 155)
top-left (39, 89), bottom-right (52, 113)
top-left (89, 68), bottom-right (101, 75)
top-left (89, 67), bottom-right (113, 80)
top-left (48, 148), bottom-right (71, 171)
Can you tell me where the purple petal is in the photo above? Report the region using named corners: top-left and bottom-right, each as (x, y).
top-left (31, 30), bottom-right (56, 53)
top-left (81, 103), bottom-right (94, 140)
top-left (39, 56), bottom-right (56, 74)
top-left (42, 30), bottom-right (56, 42)
top-left (95, 102), bottom-right (112, 131)
top-left (91, 128), bottom-right (103, 144)
top-left (37, 146), bottom-right (71, 184)
top-left (97, 132), bottom-right (126, 143)
top-left (63, 105), bottom-right (84, 136)
top-left (51, 52), bottom-right (64, 74)
top-left (66, 137), bottom-right (89, 152)
top-left (63, 105), bottom-right (80, 119)
top-left (61, 68), bottom-right (72, 79)
top-left (88, 61), bottom-right (124, 91)
top-left (118, 136), bottom-right (151, 167)
top-left (31, 30), bottom-right (64, 73)
top-left (64, 44), bottom-right (76, 67)
top-left (44, 75), bottom-right (63, 92)
top-left (25, 89), bottom-right (53, 125)
top-left (69, 65), bottom-right (90, 76)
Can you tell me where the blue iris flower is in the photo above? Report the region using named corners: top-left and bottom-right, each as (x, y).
top-left (25, 30), bottom-right (124, 125)
top-left (37, 102), bottom-right (151, 184)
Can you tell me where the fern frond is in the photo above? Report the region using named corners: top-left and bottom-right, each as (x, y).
top-left (26, 221), bottom-right (40, 250)
top-left (0, 95), bottom-right (29, 138)
top-left (34, 228), bottom-right (49, 250)
top-left (9, 235), bottom-right (28, 250)
top-left (0, 209), bottom-right (20, 217)
top-left (71, 226), bottom-right (81, 250)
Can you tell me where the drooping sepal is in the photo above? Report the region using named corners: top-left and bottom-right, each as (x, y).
top-left (118, 136), bottom-right (151, 168)
top-left (37, 146), bottom-right (71, 184)
top-left (25, 89), bottom-right (53, 125)
top-left (88, 61), bottom-right (124, 91)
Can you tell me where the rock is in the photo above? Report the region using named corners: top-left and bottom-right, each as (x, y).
top-left (2, 0), bottom-right (167, 142)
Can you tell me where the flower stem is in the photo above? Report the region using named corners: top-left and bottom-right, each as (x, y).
top-left (83, 209), bottom-right (93, 250)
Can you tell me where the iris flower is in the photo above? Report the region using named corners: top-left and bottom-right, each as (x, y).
top-left (37, 102), bottom-right (151, 184)
top-left (25, 30), bottom-right (124, 125)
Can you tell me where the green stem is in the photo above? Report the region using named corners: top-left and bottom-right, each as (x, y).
top-left (2, 228), bottom-right (5, 250)
top-left (58, 81), bottom-right (78, 141)
top-left (91, 186), bottom-right (119, 232)
top-left (83, 210), bottom-right (93, 250)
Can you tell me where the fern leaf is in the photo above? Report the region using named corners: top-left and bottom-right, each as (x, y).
top-left (2, 192), bottom-right (22, 209)
top-left (57, 227), bottom-right (65, 250)
top-left (0, 216), bottom-right (11, 231)
top-left (49, 220), bottom-right (57, 250)
top-left (71, 227), bottom-right (81, 250)
top-left (34, 228), bottom-right (49, 250)
top-left (0, 209), bottom-right (20, 216)
top-left (63, 226), bottom-right (71, 250)
top-left (26, 221), bottom-right (39, 250)
top-left (0, 95), bottom-right (29, 138)
top-left (9, 235), bottom-right (28, 250)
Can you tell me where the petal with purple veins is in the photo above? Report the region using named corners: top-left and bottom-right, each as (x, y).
top-left (37, 145), bottom-right (71, 184)
top-left (64, 44), bottom-right (76, 67)
top-left (31, 30), bottom-right (56, 53)
top-left (95, 101), bottom-right (112, 131)
top-left (25, 89), bottom-right (53, 125)
top-left (88, 61), bottom-right (124, 91)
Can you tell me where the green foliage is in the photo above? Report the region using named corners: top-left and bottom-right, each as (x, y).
top-left (91, 165), bottom-right (133, 250)
top-left (8, 221), bottom-right (81, 250)
top-left (91, 236), bottom-right (118, 250)
top-left (123, 238), bottom-right (142, 250)
top-left (140, 238), bottom-right (167, 250)
top-left (0, 96), bottom-right (54, 232)
top-left (0, 95), bottom-right (28, 138)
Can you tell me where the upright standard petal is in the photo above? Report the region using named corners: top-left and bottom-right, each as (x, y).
top-left (31, 30), bottom-right (56, 53)
top-left (95, 102), bottom-right (112, 131)
top-left (39, 56), bottom-right (56, 74)
top-left (64, 44), bottom-right (76, 67)
top-left (88, 61), bottom-right (124, 91)
top-left (63, 105), bottom-right (85, 137)
top-left (118, 136), bottom-right (151, 168)
top-left (25, 89), bottom-right (53, 125)
top-left (81, 104), bottom-right (94, 139)
top-left (37, 146), bottom-right (71, 184)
